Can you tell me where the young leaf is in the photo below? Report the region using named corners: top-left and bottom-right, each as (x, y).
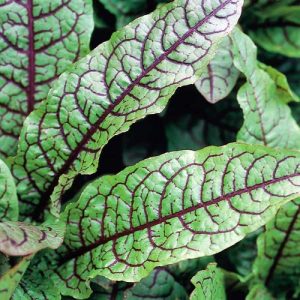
top-left (0, 159), bottom-right (18, 221)
top-left (12, 0), bottom-right (243, 219)
top-left (0, 220), bottom-right (64, 256)
top-left (53, 143), bottom-right (300, 298)
top-left (190, 263), bottom-right (226, 300)
top-left (195, 35), bottom-right (239, 103)
top-left (231, 28), bottom-right (300, 149)
top-left (0, 0), bottom-right (93, 159)
top-left (0, 254), bottom-right (33, 300)
top-left (253, 199), bottom-right (300, 294)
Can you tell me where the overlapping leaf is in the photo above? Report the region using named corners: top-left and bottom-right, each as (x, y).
top-left (0, 159), bottom-right (18, 221)
top-left (195, 35), bottom-right (239, 103)
top-left (231, 28), bottom-right (300, 149)
top-left (0, 220), bottom-right (64, 256)
top-left (0, 255), bottom-right (33, 300)
top-left (12, 0), bottom-right (243, 219)
top-left (0, 0), bottom-right (93, 159)
top-left (190, 264), bottom-right (226, 300)
top-left (52, 143), bottom-right (300, 298)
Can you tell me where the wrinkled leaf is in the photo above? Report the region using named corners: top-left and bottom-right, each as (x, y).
top-left (190, 263), bottom-right (226, 300)
top-left (0, 220), bottom-right (64, 256)
top-left (195, 35), bottom-right (239, 103)
top-left (0, 254), bottom-right (33, 300)
top-left (0, 159), bottom-right (18, 221)
top-left (53, 143), bottom-right (300, 298)
top-left (231, 28), bottom-right (300, 149)
top-left (12, 0), bottom-right (243, 220)
top-left (0, 0), bottom-right (93, 159)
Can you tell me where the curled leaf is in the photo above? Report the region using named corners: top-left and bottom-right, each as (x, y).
top-left (54, 143), bottom-right (300, 298)
top-left (195, 35), bottom-right (239, 103)
top-left (12, 0), bottom-right (243, 220)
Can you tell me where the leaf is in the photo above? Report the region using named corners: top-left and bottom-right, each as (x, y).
top-left (12, 0), bottom-right (243, 220)
top-left (231, 28), bottom-right (300, 149)
top-left (0, 220), bottom-right (64, 256)
top-left (253, 199), bottom-right (300, 295)
top-left (0, 159), bottom-right (18, 221)
top-left (0, 0), bottom-right (94, 159)
top-left (0, 254), bottom-right (33, 300)
top-left (190, 263), bottom-right (226, 300)
top-left (195, 35), bottom-right (239, 103)
top-left (246, 284), bottom-right (274, 300)
top-left (124, 268), bottom-right (188, 299)
top-left (248, 6), bottom-right (300, 58)
top-left (53, 143), bottom-right (300, 298)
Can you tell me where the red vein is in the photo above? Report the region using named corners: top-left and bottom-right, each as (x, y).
top-left (35, 0), bottom-right (236, 216)
top-left (26, 0), bottom-right (35, 114)
top-left (62, 172), bottom-right (300, 262)
top-left (265, 204), bottom-right (300, 286)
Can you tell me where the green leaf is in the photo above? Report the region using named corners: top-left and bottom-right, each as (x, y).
top-left (0, 220), bottom-right (64, 256)
top-left (53, 143), bottom-right (300, 298)
top-left (0, 0), bottom-right (94, 159)
top-left (248, 6), bottom-right (300, 58)
top-left (231, 28), bottom-right (300, 149)
top-left (246, 284), bottom-right (274, 300)
top-left (190, 263), bottom-right (226, 300)
top-left (0, 254), bottom-right (33, 300)
top-left (253, 199), bottom-right (300, 295)
top-left (124, 268), bottom-right (188, 299)
top-left (12, 0), bottom-right (243, 220)
top-left (0, 159), bottom-right (18, 221)
top-left (195, 35), bottom-right (239, 103)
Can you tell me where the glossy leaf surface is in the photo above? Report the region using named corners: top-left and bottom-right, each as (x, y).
top-left (54, 143), bottom-right (300, 297)
top-left (0, 0), bottom-right (93, 158)
top-left (195, 35), bottom-right (239, 103)
top-left (13, 0), bottom-right (243, 219)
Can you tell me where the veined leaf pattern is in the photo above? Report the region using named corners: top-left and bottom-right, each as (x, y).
top-left (195, 35), bottom-right (239, 103)
top-left (53, 143), bottom-right (300, 298)
top-left (190, 263), bottom-right (226, 300)
top-left (0, 158), bottom-right (18, 221)
top-left (253, 199), bottom-right (300, 293)
top-left (0, 220), bottom-right (64, 256)
top-left (12, 0), bottom-right (243, 219)
top-left (231, 28), bottom-right (300, 149)
top-left (0, 0), bottom-right (93, 158)
top-left (0, 254), bottom-right (33, 300)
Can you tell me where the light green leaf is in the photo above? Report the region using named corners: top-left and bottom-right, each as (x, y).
top-left (231, 28), bottom-right (300, 149)
top-left (12, 0), bottom-right (243, 220)
top-left (190, 263), bottom-right (226, 300)
top-left (246, 284), bottom-right (274, 300)
top-left (0, 0), bottom-right (94, 159)
top-left (53, 143), bottom-right (300, 298)
top-left (0, 159), bottom-right (18, 221)
top-left (195, 35), bottom-right (239, 103)
top-left (253, 199), bottom-right (300, 295)
top-left (0, 254), bottom-right (33, 300)
top-left (0, 220), bottom-right (64, 256)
